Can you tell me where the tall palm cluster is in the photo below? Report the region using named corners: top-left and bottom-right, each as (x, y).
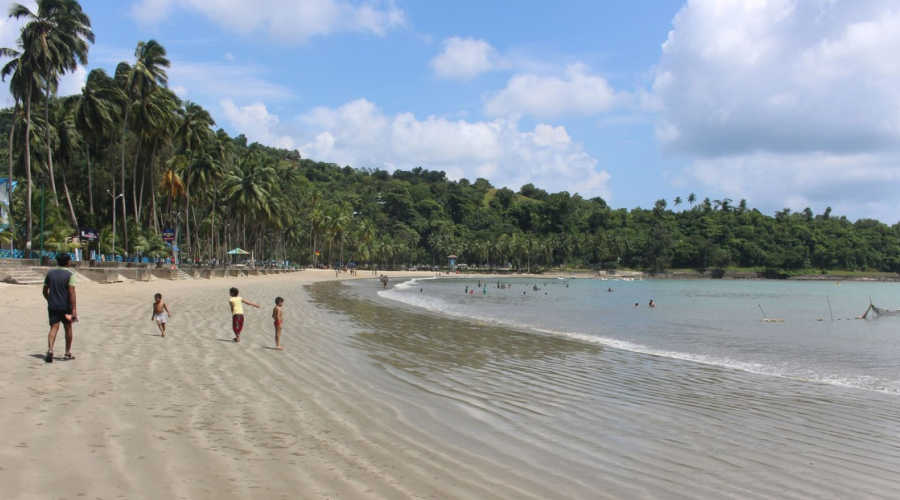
top-left (2, 1), bottom-right (898, 275)
top-left (0, 0), bottom-right (312, 263)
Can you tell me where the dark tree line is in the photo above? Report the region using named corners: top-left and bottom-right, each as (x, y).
top-left (2, 0), bottom-right (899, 274)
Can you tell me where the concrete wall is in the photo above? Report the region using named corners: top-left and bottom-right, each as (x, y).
top-left (118, 268), bottom-right (152, 281)
top-left (76, 268), bottom-right (124, 283)
top-left (0, 258), bottom-right (39, 267)
top-left (150, 269), bottom-right (179, 280)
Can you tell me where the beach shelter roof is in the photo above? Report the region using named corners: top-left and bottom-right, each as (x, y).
top-left (227, 247), bottom-right (250, 255)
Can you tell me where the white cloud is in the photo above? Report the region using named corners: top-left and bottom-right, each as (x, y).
top-left (130, 0), bottom-right (405, 41)
top-left (430, 37), bottom-right (506, 80)
top-left (485, 63), bottom-right (626, 119)
top-left (532, 124), bottom-right (571, 147)
top-left (297, 99), bottom-right (610, 199)
top-left (221, 100), bottom-right (295, 150)
top-left (653, 0), bottom-right (900, 222)
top-left (170, 85), bottom-right (188, 98)
top-left (129, 0), bottom-right (173, 24)
top-left (169, 61), bottom-right (295, 102)
top-left (682, 152), bottom-right (900, 223)
top-left (55, 66), bottom-right (88, 97)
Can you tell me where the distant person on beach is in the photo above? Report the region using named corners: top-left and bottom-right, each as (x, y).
top-left (649, 300), bottom-right (656, 308)
top-left (380, 275), bottom-right (389, 289)
top-left (229, 287), bottom-right (260, 343)
top-left (272, 297), bottom-right (285, 350)
top-left (43, 253), bottom-right (77, 363)
top-left (150, 293), bottom-right (172, 337)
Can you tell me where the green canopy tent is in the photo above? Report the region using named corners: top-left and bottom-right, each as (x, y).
top-left (227, 247), bottom-right (250, 265)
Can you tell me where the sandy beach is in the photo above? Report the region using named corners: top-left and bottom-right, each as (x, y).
top-left (2, 270), bottom-right (900, 499)
top-left (1, 270), bottom-right (549, 499)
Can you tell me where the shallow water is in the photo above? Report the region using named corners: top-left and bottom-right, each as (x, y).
top-left (308, 278), bottom-right (900, 499)
top-left (376, 277), bottom-right (900, 394)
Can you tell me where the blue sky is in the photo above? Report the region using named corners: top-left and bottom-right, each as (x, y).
top-left (3, 0), bottom-right (900, 223)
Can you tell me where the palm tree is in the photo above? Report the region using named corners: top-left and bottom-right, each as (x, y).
top-left (0, 30), bottom-right (40, 252)
top-left (306, 188), bottom-right (323, 263)
top-left (174, 101), bottom-right (215, 260)
top-left (687, 193), bottom-right (696, 206)
top-left (139, 87), bottom-right (180, 232)
top-left (654, 198), bottom-right (668, 215)
top-left (673, 196), bottom-right (682, 209)
top-left (117, 39), bottom-right (170, 255)
top-left (325, 204), bottom-right (351, 267)
top-left (49, 97), bottom-right (81, 228)
top-left (10, 0), bottom-right (94, 211)
top-left (222, 150), bottom-right (275, 249)
top-left (186, 142), bottom-right (226, 255)
top-left (0, 44), bottom-right (34, 232)
top-left (309, 206), bottom-right (325, 266)
top-left (161, 154), bottom-right (186, 231)
top-left (349, 218), bottom-right (377, 267)
top-left (129, 85), bottom-right (179, 225)
top-left (68, 68), bottom-right (123, 214)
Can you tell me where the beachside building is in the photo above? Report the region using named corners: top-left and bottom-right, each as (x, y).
top-left (448, 254), bottom-right (458, 271)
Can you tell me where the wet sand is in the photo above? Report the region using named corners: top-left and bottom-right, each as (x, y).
top-left (1, 271), bottom-right (899, 499)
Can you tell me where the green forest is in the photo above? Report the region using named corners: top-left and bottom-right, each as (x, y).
top-left (2, 0), bottom-right (900, 275)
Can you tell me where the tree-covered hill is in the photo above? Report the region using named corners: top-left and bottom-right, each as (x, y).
top-left (2, 0), bottom-right (898, 274)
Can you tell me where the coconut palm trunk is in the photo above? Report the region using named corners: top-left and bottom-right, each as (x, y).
top-left (24, 82), bottom-right (33, 255)
top-left (6, 102), bottom-right (17, 225)
top-left (119, 104), bottom-right (130, 254)
top-left (43, 93), bottom-right (59, 207)
top-left (60, 164), bottom-right (78, 229)
top-left (86, 143), bottom-right (93, 213)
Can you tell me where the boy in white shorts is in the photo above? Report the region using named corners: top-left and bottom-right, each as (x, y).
top-left (151, 293), bottom-right (173, 337)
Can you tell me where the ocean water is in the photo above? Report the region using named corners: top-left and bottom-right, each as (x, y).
top-left (308, 277), bottom-right (900, 498)
top-left (372, 276), bottom-right (900, 394)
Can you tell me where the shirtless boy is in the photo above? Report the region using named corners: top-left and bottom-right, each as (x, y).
top-left (272, 297), bottom-right (285, 350)
top-left (151, 293), bottom-right (173, 337)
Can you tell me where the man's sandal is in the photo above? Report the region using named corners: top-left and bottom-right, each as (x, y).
top-left (45, 350), bottom-right (53, 363)
top-left (64, 353), bottom-right (75, 360)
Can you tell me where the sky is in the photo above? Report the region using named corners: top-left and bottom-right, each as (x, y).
top-left (2, 0), bottom-right (900, 224)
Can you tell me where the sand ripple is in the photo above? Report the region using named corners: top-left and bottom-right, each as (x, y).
top-left (1, 274), bottom-right (898, 499)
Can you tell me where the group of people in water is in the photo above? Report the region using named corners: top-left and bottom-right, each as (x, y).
top-left (454, 278), bottom-right (659, 306)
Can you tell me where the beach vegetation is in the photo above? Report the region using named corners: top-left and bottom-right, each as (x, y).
top-left (1, 1), bottom-right (899, 276)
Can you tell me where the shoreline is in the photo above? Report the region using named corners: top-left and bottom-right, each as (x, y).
top-left (2, 270), bottom-right (899, 499)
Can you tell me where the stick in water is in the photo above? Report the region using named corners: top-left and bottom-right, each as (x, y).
top-left (827, 296), bottom-right (834, 321)
top-left (758, 304), bottom-right (768, 319)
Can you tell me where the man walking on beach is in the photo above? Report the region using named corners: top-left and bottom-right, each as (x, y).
top-left (43, 253), bottom-right (77, 362)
